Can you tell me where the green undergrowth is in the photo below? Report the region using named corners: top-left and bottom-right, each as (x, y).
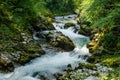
top-left (100, 52), bottom-right (120, 67)
top-left (100, 67), bottom-right (120, 80)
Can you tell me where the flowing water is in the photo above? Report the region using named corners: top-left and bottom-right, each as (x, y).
top-left (0, 14), bottom-right (90, 80)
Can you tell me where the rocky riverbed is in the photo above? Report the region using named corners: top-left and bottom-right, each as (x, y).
top-left (0, 14), bottom-right (116, 80)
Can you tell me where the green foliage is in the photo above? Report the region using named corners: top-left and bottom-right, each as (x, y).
top-left (0, 0), bottom-right (51, 32)
top-left (101, 32), bottom-right (117, 48)
top-left (0, 0), bottom-right (76, 34)
top-left (79, 0), bottom-right (120, 29)
top-left (45, 0), bottom-right (75, 14)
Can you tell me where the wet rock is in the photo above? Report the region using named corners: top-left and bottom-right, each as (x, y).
top-left (40, 75), bottom-right (47, 80)
top-left (35, 32), bottom-right (46, 39)
top-left (87, 55), bottom-right (96, 63)
top-left (64, 23), bottom-right (75, 28)
top-left (46, 32), bottom-right (75, 51)
top-left (64, 64), bottom-right (73, 72)
top-left (79, 29), bottom-right (88, 35)
top-left (54, 73), bottom-right (63, 79)
top-left (29, 17), bottom-right (54, 32)
top-left (0, 55), bottom-right (14, 72)
top-left (20, 32), bottom-right (33, 44)
top-left (45, 31), bottom-right (55, 42)
top-left (78, 26), bottom-right (93, 36)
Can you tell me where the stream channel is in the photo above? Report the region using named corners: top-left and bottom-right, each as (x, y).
top-left (0, 15), bottom-right (112, 80)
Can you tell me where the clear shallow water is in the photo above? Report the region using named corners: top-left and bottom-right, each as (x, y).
top-left (0, 14), bottom-right (90, 80)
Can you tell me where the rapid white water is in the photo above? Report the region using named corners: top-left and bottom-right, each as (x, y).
top-left (0, 14), bottom-right (90, 80)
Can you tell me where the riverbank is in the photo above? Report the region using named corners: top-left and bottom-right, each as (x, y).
top-left (56, 19), bottom-right (120, 80)
top-left (1, 0), bottom-right (120, 79)
top-left (87, 27), bottom-right (120, 79)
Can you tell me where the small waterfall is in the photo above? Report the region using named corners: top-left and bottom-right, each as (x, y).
top-left (0, 14), bottom-right (90, 80)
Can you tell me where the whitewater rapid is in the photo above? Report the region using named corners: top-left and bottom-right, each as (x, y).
top-left (0, 14), bottom-right (90, 80)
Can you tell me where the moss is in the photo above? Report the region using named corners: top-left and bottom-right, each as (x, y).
top-left (96, 49), bottom-right (120, 67)
top-left (76, 63), bottom-right (97, 70)
top-left (18, 42), bottom-right (45, 64)
top-left (52, 34), bottom-right (75, 51)
top-left (102, 57), bottom-right (120, 67)
top-left (98, 67), bottom-right (120, 80)
top-left (19, 53), bottom-right (33, 64)
top-left (78, 25), bottom-right (92, 36)
top-left (46, 32), bottom-right (75, 51)
top-left (46, 17), bottom-right (55, 23)
top-left (117, 42), bottom-right (120, 49)
top-left (25, 45), bottom-right (40, 53)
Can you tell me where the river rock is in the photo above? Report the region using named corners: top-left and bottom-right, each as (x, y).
top-left (64, 23), bottom-right (76, 28)
top-left (35, 32), bottom-right (46, 39)
top-left (46, 32), bottom-right (75, 51)
top-left (19, 42), bottom-right (45, 64)
top-left (29, 16), bottom-right (54, 32)
top-left (78, 25), bottom-right (93, 37)
top-left (0, 55), bottom-right (14, 72)
top-left (54, 73), bottom-right (63, 79)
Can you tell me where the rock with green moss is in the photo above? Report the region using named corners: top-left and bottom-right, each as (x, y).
top-left (19, 43), bottom-right (45, 64)
top-left (75, 63), bottom-right (97, 70)
top-left (0, 31), bottom-right (45, 72)
top-left (29, 16), bottom-right (54, 32)
top-left (46, 32), bottom-right (75, 51)
top-left (78, 25), bottom-right (93, 36)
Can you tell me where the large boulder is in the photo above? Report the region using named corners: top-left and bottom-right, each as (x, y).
top-left (19, 42), bottom-right (45, 64)
top-left (29, 16), bottom-right (54, 32)
top-left (46, 32), bottom-right (75, 51)
top-left (78, 25), bottom-right (93, 37)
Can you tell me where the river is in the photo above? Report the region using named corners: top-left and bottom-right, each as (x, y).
top-left (0, 14), bottom-right (93, 80)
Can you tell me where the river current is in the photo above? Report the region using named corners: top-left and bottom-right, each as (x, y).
top-left (0, 14), bottom-right (90, 80)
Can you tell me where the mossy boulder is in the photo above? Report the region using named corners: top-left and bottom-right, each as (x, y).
top-left (46, 32), bottom-right (75, 51)
top-left (54, 33), bottom-right (75, 51)
top-left (29, 16), bottom-right (54, 32)
top-left (19, 43), bottom-right (45, 64)
top-left (78, 25), bottom-right (93, 36)
top-left (35, 32), bottom-right (46, 39)
top-left (64, 23), bottom-right (76, 28)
